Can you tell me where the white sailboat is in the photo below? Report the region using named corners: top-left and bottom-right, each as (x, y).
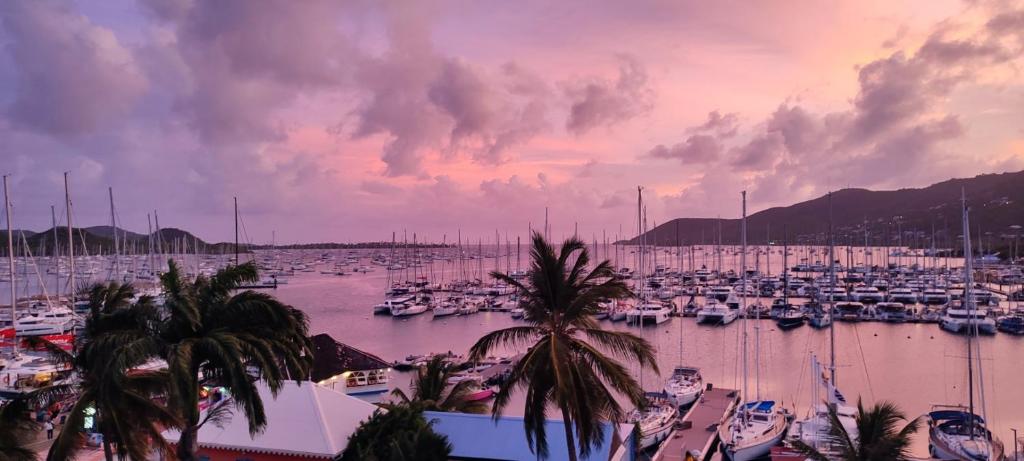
top-left (719, 191), bottom-right (791, 461)
top-left (928, 189), bottom-right (1005, 461)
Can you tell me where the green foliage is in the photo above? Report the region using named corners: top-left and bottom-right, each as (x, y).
top-left (790, 399), bottom-right (921, 461)
top-left (157, 260), bottom-right (313, 461)
top-left (339, 406), bottom-right (451, 461)
top-left (469, 232), bottom-right (658, 461)
top-left (390, 356), bottom-right (488, 414)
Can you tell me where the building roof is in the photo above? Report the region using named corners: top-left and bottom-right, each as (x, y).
top-left (164, 381), bottom-right (378, 458)
top-left (424, 411), bottom-right (630, 461)
top-left (310, 333), bottom-right (391, 382)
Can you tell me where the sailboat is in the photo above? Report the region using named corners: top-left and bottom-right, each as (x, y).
top-left (719, 191), bottom-right (791, 461)
top-left (928, 189), bottom-right (1005, 461)
top-left (663, 298), bottom-right (703, 407)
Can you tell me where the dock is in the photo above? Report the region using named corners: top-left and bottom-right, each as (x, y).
top-left (653, 385), bottom-right (740, 461)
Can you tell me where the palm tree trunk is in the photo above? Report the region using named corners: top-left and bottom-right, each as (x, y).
top-left (176, 372), bottom-right (201, 461)
top-left (561, 406), bottom-right (578, 461)
top-left (175, 425), bottom-right (199, 461)
top-left (102, 438), bottom-right (113, 461)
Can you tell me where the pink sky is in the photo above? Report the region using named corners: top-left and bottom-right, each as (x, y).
top-left (0, 0), bottom-right (1022, 243)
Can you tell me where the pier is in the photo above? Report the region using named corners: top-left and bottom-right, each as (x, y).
top-left (653, 385), bottom-right (740, 461)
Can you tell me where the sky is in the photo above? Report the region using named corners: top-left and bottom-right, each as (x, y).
top-left (0, 0), bottom-right (1022, 244)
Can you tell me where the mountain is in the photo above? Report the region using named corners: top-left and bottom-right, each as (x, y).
top-left (1, 226), bottom-right (241, 256)
top-left (626, 170), bottom-right (1024, 252)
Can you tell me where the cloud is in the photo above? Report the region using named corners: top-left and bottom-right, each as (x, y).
top-left (687, 110), bottom-right (740, 138)
top-left (729, 131), bottom-right (786, 170)
top-left (648, 134), bottom-right (722, 163)
top-left (565, 55), bottom-right (653, 135)
top-left (0, 0), bottom-right (147, 137)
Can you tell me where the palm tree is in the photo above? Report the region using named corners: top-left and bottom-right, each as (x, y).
top-left (30, 281), bottom-right (179, 461)
top-left (791, 398), bottom-right (921, 461)
top-left (339, 405), bottom-right (452, 461)
top-left (0, 392), bottom-right (41, 461)
top-left (158, 260), bottom-right (313, 461)
top-left (390, 356), bottom-right (488, 414)
top-left (468, 232), bottom-right (658, 461)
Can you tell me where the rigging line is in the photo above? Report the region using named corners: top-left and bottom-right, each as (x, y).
top-left (851, 322), bottom-right (875, 402)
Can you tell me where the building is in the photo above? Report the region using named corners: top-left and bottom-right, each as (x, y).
top-left (309, 333), bottom-right (391, 396)
top-left (425, 411), bottom-right (636, 461)
top-left (163, 381), bottom-right (377, 461)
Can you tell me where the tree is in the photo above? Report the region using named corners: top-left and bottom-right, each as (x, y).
top-left (0, 393), bottom-right (41, 461)
top-left (390, 356), bottom-right (488, 414)
top-left (339, 406), bottom-right (451, 461)
top-left (31, 282), bottom-right (179, 461)
top-left (791, 399), bottom-right (921, 461)
top-left (468, 232), bottom-right (658, 461)
top-left (158, 260), bottom-right (313, 461)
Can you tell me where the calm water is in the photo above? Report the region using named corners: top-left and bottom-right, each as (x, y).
top-left (263, 247), bottom-right (1023, 457)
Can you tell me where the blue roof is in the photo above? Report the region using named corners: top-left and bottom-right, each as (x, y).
top-left (743, 400), bottom-right (776, 412)
top-left (424, 411), bottom-right (631, 461)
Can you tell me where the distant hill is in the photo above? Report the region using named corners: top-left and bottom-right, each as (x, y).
top-left (1, 226), bottom-right (240, 256)
top-left (625, 170), bottom-right (1024, 252)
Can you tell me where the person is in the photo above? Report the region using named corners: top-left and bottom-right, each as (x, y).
top-left (45, 420), bottom-right (54, 440)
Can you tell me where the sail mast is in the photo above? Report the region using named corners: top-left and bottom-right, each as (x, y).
top-left (51, 205), bottom-right (59, 299)
top-left (109, 187), bottom-right (120, 279)
top-left (961, 188), bottom-right (976, 439)
top-left (741, 191), bottom-right (749, 403)
top-left (65, 173), bottom-right (75, 305)
top-left (234, 196), bottom-right (239, 265)
top-left (3, 176), bottom-right (17, 355)
top-left (828, 192), bottom-right (837, 386)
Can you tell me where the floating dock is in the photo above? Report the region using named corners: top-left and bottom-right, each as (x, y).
top-left (653, 385), bottom-right (740, 461)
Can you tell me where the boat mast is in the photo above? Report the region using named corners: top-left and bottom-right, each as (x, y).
top-left (783, 226), bottom-right (789, 306)
top-left (741, 191), bottom-right (749, 404)
top-left (109, 187), bottom-right (120, 279)
top-left (234, 196), bottom-right (239, 265)
top-left (3, 176), bottom-right (17, 355)
top-left (51, 205), bottom-right (59, 298)
top-left (961, 188), bottom-right (976, 440)
top-left (65, 173), bottom-right (75, 304)
top-left (828, 192), bottom-right (837, 386)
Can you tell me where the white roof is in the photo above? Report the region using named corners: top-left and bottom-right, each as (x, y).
top-left (164, 381), bottom-right (378, 458)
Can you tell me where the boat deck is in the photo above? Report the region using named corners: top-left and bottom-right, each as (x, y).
top-left (478, 353), bottom-right (523, 383)
top-left (653, 385), bottom-right (739, 461)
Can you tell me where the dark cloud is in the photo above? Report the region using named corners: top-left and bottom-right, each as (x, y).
top-left (648, 134), bottom-right (722, 163)
top-left (565, 55), bottom-right (653, 135)
top-left (728, 132), bottom-right (786, 170)
top-left (0, 0), bottom-right (147, 138)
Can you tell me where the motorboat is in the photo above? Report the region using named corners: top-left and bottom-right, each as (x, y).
top-left (663, 366), bottom-right (703, 408)
top-left (14, 307), bottom-right (77, 336)
top-left (817, 286), bottom-right (847, 302)
top-left (996, 313), bottom-right (1024, 335)
top-left (706, 285), bottom-right (733, 302)
top-left (696, 299), bottom-right (737, 325)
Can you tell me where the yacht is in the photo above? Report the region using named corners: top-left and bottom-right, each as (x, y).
top-left (835, 302), bottom-right (865, 322)
top-left (719, 400), bottom-right (791, 461)
top-left (696, 299), bottom-right (737, 325)
top-left (706, 285), bottom-right (733, 302)
top-left (663, 366), bottom-right (703, 408)
top-left (14, 307), bottom-right (77, 336)
top-left (888, 287), bottom-right (919, 304)
top-left (390, 300), bottom-right (429, 317)
top-left (928, 408), bottom-right (1004, 461)
top-left (431, 297), bottom-right (461, 318)
top-left (775, 308), bottom-right (805, 329)
top-left (817, 286), bottom-right (847, 302)
top-left (876, 302), bottom-right (908, 322)
top-left (940, 306), bottom-right (997, 335)
top-left (996, 313), bottom-right (1024, 335)
top-left (626, 301), bottom-right (672, 325)
top-left (849, 286), bottom-right (883, 304)
top-left (373, 293), bottom-right (415, 315)
top-left (783, 360), bottom-right (858, 460)
top-left (921, 288), bottom-right (951, 305)
top-left (627, 397), bottom-right (678, 451)
top-left (808, 304), bottom-right (832, 329)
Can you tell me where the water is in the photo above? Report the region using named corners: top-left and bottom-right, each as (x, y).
top-left (261, 248), bottom-right (1023, 457)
